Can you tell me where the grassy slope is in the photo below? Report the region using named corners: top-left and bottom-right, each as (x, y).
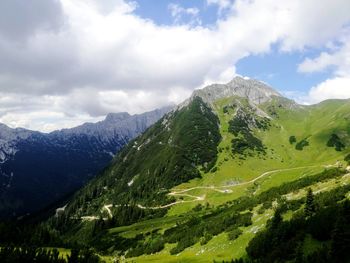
top-left (64, 96), bottom-right (221, 219)
top-left (115, 174), bottom-right (350, 263)
top-left (98, 98), bottom-right (350, 262)
top-left (167, 98), bottom-right (350, 213)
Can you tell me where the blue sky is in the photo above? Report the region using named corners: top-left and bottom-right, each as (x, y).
top-left (0, 0), bottom-right (349, 131)
top-left (235, 47), bottom-right (332, 97)
top-left (134, 0), bottom-right (219, 25)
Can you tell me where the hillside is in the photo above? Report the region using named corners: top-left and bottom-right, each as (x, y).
top-left (0, 107), bottom-right (170, 218)
top-left (2, 77), bottom-right (350, 262)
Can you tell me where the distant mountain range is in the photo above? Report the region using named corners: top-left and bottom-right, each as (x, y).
top-left (0, 107), bottom-right (171, 218)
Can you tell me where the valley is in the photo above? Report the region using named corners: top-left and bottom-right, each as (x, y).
top-left (1, 78), bottom-right (350, 263)
top-left (82, 164), bottom-right (326, 221)
top-left (95, 166), bottom-right (349, 263)
top-left (2, 1), bottom-right (350, 262)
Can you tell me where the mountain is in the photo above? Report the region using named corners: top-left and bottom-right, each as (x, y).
top-left (0, 107), bottom-right (171, 218)
top-left (188, 76), bottom-right (282, 105)
top-left (61, 77), bottom-right (302, 219)
top-left (2, 77), bottom-right (350, 262)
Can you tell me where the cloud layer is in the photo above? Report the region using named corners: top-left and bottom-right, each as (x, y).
top-left (0, 0), bottom-right (350, 131)
top-left (298, 33), bottom-right (350, 103)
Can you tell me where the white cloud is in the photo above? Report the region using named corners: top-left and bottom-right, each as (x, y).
top-left (299, 34), bottom-right (350, 104)
top-left (306, 77), bottom-right (350, 104)
top-left (298, 52), bottom-right (337, 73)
top-left (0, 110), bottom-right (102, 133)
top-left (298, 37), bottom-right (350, 76)
top-left (200, 66), bottom-right (237, 88)
top-left (169, 3), bottom-right (199, 17)
top-left (168, 3), bottom-right (201, 25)
top-left (0, 86), bottom-right (184, 132)
top-left (0, 0), bottom-right (350, 131)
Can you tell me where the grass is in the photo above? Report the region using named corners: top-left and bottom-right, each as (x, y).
top-left (118, 171), bottom-right (350, 262)
top-left (124, 206), bottom-right (274, 263)
top-left (56, 248), bottom-right (71, 259)
top-left (100, 98), bottom-right (350, 262)
top-left (103, 171), bottom-right (350, 263)
top-left (255, 166), bottom-right (325, 194)
top-left (284, 172), bottom-right (350, 201)
top-left (109, 215), bottom-right (181, 238)
top-left (165, 98), bottom-right (350, 216)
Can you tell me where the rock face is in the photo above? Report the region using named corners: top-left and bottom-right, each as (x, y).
top-left (184, 76), bottom-right (282, 107)
top-left (58, 108), bottom-right (169, 140)
top-left (0, 124), bottom-right (37, 163)
top-left (0, 107), bottom-right (171, 218)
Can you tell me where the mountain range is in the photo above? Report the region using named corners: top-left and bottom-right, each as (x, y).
top-left (50, 76), bottom-right (350, 262)
top-left (0, 107), bottom-right (171, 218)
top-left (1, 76), bottom-right (350, 262)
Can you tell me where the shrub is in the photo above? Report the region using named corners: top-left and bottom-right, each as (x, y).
top-left (295, 138), bottom-right (309, 150)
top-left (289, 135), bottom-right (296, 144)
top-left (345, 153), bottom-right (350, 164)
top-left (227, 228), bottom-right (243, 241)
top-left (327, 133), bottom-right (345, 151)
top-left (200, 232), bottom-right (213, 245)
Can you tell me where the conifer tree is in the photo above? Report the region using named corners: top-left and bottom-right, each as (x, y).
top-left (269, 208), bottom-right (282, 229)
top-left (330, 200), bottom-right (350, 262)
top-left (304, 188), bottom-right (315, 217)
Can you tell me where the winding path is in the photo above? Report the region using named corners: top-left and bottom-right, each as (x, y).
top-left (170, 165), bottom-right (321, 195)
top-left (124, 165), bottom-right (321, 210)
top-left (82, 164), bottom-right (323, 219)
top-left (102, 204), bottom-right (113, 217)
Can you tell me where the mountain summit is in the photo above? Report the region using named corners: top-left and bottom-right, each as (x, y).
top-left (55, 107), bottom-right (173, 141)
top-left (190, 76), bottom-right (281, 106)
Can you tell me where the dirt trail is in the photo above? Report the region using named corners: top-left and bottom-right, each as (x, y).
top-left (130, 165), bottom-right (320, 210)
top-left (81, 216), bottom-right (99, 221)
top-left (170, 165), bottom-right (320, 195)
top-left (81, 165), bottom-right (322, 219)
top-left (102, 204), bottom-right (113, 217)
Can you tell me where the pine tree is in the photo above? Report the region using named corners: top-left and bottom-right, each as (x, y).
top-left (269, 208), bottom-right (282, 229)
top-left (295, 243), bottom-right (304, 263)
top-left (330, 200), bottom-right (350, 262)
top-left (68, 249), bottom-right (79, 263)
top-left (304, 188), bottom-right (315, 217)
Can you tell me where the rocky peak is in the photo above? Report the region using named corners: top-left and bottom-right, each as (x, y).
top-left (54, 106), bottom-right (172, 139)
top-left (190, 76), bottom-right (282, 106)
top-left (0, 123), bottom-right (34, 141)
top-left (0, 124), bottom-right (36, 163)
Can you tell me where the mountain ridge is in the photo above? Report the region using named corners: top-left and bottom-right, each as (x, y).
top-left (0, 106), bottom-right (171, 218)
top-left (181, 76), bottom-right (282, 108)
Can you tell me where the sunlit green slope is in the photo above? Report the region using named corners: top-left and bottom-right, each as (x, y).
top-left (54, 78), bottom-right (350, 262)
top-left (166, 97), bottom-right (350, 214)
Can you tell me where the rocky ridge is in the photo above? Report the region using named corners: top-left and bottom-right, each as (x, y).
top-left (185, 76), bottom-right (282, 108)
top-left (0, 107), bottom-right (171, 218)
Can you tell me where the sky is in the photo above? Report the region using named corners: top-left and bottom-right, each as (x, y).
top-left (0, 0), bottom-right (350, 132)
